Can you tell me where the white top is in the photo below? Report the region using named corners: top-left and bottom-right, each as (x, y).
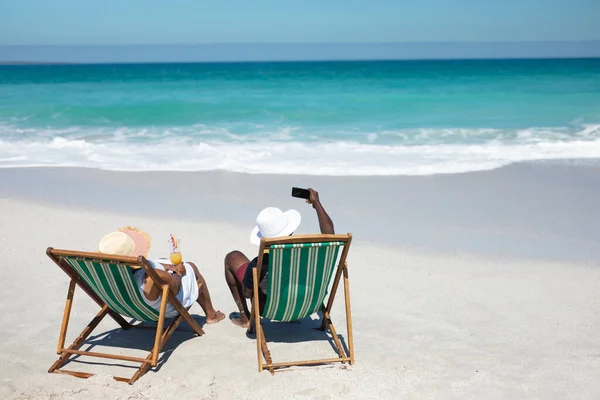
top-left (133, 259), bottom-right (199, 318)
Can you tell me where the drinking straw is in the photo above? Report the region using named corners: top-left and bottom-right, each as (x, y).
top-left (170, 233), bottom-right (176, 252)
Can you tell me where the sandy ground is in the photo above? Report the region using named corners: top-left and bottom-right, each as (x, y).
top-left (0, 166), bottom-right (599, 399)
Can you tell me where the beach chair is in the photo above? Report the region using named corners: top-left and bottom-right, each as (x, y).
top-left (46, 248), bottom-right (204, 384)
top-left (247, 234), bottom-right (354, 373)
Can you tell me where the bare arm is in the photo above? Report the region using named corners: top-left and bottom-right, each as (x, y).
top-left (307, 188), bottom-right (335, 234)
top-left (142, 268), bottom-right (182, 301)
top-left (157, 269), bottom-right (182, 295)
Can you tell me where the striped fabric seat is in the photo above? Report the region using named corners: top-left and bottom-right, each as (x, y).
top-left (60, 256), bottom-right (159, 322)
top-left (262, 241), bottom-right (343, 322)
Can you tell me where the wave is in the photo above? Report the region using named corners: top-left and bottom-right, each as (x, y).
top-left (2, 125), bottom-right (600, 175)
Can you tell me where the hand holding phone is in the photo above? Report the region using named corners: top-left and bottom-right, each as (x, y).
top-left (291, 187), bottom-right (311, 199)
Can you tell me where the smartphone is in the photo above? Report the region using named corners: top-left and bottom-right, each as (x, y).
top-left (291, 187), bottom-right (310, 199)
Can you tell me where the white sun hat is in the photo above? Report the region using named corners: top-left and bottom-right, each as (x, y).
top-left (98, 231), bottom-right (136, 257)
top-left (250, 207), bottom-right (301, 246)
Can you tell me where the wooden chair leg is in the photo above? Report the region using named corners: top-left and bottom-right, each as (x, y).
top-left (130, 313), bottom-right (184, 384)
top-left (49, 305), bottom-right (109, 373)
top-left (129, 353), bottom-right (153, 385)
top-left (151, 285), bottom-right (169, 367)
top-left (258, 326), bottom-right (274, 374)
top-left (166, 291), bottom-right (205, 336)
top-left (320, 266), bottom-right (343, 330)
top-left (57, 280), bottom-right (77, 354)
top-left (247, 306), bottom-right (256, 335)
top-left (343, 264), bottom-right (355, 364)
top-left (323, 310), bottom-right (346, 359)
top-left (252, 268), bottom-right (264, 372)
top-left (318, 262), bottom-right (353, 362)
top-left (159, 315), bottom-right (183, 349)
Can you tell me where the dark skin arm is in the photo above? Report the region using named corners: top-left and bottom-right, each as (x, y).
top-left (142, 263), bottom-right (184, 301)
top-left (307, 188), bottom-right (335, 234)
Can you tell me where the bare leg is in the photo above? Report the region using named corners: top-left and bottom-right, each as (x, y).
top-left (188, 262), bottom-right (225, 324)
top-left (224, 250), bottom-right (250, 328)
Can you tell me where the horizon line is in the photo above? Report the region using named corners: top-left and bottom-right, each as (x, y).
top-left (2, 56), bottom-right (600, 67)
top-left (2, 40), bottom-right (600, 47)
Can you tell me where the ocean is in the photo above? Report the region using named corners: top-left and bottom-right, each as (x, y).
top-left (1, 58), bottom-right (599, 175)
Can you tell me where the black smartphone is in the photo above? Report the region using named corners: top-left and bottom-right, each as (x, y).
top-left (291, 187), bottom-right (310, 199)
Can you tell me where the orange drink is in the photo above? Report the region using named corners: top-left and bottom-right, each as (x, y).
top-left (169, 235), bottom-right (182, 265)
top-left (170, 251), bottom-right (182, 265)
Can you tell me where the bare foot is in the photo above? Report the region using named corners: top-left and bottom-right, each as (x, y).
top-left (206, 310), bottom-right (226, 324)
top-left (231, 315), bottom-right (250, 328)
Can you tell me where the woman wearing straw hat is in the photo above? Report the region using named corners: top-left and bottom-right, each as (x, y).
top-left (224, 188), bottom-right (335, 328)
top-left (99, 227), bottom-right (225, 324)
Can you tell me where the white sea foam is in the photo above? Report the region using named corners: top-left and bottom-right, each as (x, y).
top-left (1, 124), bottom-right (600, 175)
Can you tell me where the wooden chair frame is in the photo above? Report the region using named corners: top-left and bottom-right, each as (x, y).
top-left (46, 248), bottom-right (205, 384)
top-left (247, 234), bottom-right (354, 373)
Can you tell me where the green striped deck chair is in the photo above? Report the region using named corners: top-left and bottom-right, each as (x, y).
top-left (247, 234), bottom-right (354, 373)
top-left (46, 248), bottom-right (204, 384)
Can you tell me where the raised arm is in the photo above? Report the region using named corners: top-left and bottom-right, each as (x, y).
top-left (307, 188), bottom-right (335, 234)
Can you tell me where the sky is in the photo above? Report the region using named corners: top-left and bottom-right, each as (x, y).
top-left (1, 0), bottom-right (599, 62)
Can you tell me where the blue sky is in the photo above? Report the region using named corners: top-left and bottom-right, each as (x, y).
top-left (2, 0), bottom-right (599, 44)
top-left (1, 0), bottom-right (599, 62)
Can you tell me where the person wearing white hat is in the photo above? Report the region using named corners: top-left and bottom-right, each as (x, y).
top-left (98, 229), bottom-right (225, 324)
top-left (224, 188), bottom-right (335, 328)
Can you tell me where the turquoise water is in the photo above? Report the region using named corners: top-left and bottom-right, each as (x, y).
top-left (1, 59), bottom-right (600, 175)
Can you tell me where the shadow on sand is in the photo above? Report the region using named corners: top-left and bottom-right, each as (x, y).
top-left (61, 315), bottom-right (208, 374)
top-left (229, 312), bottom-right (351, 360)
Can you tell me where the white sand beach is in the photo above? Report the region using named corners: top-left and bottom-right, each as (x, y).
top-left (0, 165), bottom-right (599, 399)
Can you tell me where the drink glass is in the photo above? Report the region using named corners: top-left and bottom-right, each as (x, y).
top-left (169, 238), bottom-right (182, 265)
top-left (170, 250), bottom-right (182, 266)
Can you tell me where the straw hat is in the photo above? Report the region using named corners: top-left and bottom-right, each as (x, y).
top-left (98, 226), bottom-right (151, 257)
top-left (250, 207), bottom-right (301, 246)
top-left (119, 226), bottom-right (151, 257)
